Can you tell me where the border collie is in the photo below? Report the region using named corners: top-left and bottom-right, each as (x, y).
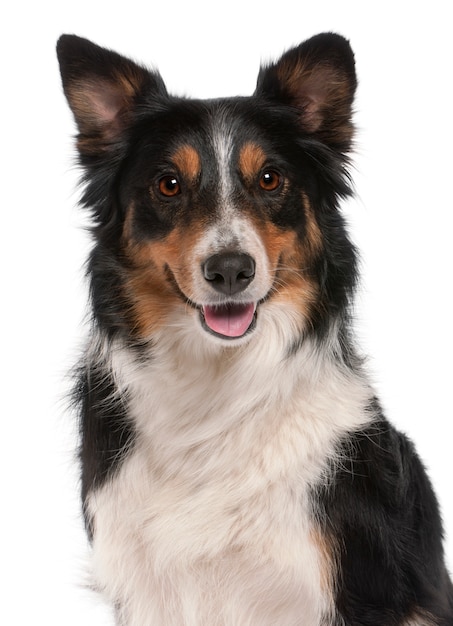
top-left (57, 33), bottom-right (453, 625)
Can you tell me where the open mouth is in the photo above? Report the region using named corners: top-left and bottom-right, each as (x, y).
top-left (200, 302), bottom-right (257, 340)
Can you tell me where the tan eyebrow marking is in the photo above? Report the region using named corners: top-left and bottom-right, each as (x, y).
top-left (238, 142), bottom-right (267, 180)
top-left (171, 144), bottom-right (201, 181)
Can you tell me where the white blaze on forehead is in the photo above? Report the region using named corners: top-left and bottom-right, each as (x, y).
top-left (210, 105), bottom-right (244, 209)
top-left (212, 124), bottom-right (235, 202)
top-left (205, 112), bottom-right (246, 249)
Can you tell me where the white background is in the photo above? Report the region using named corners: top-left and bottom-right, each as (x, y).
top-left (2, 1), bottom-right (452, 623)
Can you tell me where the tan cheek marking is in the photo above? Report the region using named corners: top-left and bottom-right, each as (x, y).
top-left (171, 144), bottom-right (201, 181)
top-left (124, 267), bottom-right (181, 338)
top-left (121, 209), bottom-right (205, 337)
top-left (252, 216), bottom-right (320, 321)
top-left (254, 225), bottom-right (319, 319)
top-left (238, 142), bottom-right (267, 181)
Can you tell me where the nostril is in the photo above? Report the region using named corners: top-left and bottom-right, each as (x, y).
top-left (203, 252), bottom-right (255, 296)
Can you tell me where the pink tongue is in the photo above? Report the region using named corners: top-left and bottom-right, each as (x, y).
top-left (203, 303), bottom-right (255, 338)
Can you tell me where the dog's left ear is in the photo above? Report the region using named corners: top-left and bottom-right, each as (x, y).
top-left (255, 33), bottom-right (357, 152)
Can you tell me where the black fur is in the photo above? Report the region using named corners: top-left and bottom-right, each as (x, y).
top-left (317, 404), bottom-right (453, 623)
top-left (74, 361), bottom-right (135, 536)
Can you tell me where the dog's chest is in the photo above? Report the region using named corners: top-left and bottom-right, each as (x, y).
top-left (88, 404), bottom-right (335, 625)
top-left (87, 341), bottom-right (372, 624)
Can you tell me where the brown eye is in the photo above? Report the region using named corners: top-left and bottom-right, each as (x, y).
top-left (259, 170), bottom-right (282, 192)
top-left (158, 175), bottom-right (181, 197)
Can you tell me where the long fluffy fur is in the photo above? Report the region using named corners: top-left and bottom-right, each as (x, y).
top-left (58, 33), bottom-right (453, 625)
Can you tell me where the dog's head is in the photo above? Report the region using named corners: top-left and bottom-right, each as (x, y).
top-left (57, 34), bottom-right (357, 350)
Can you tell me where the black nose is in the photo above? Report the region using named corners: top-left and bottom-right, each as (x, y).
top-left (203, 252), bottom-right (255, 296)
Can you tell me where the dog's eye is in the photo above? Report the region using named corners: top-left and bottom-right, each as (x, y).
top-left (158, 175), bottom-right (181, 197)
top-left (259, 170), bottom-right (282, 192)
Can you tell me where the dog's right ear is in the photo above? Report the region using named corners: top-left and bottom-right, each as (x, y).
top-left (57, 35), bottom-right (168, 156)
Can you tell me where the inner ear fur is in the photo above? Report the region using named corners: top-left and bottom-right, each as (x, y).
top-left (57, 35), bottom-right (167, 153)
top-left (255, 33), bottom-right (357, 152)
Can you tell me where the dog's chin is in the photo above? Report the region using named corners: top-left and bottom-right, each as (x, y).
top-left (199, 302), bottom-right (258, 342)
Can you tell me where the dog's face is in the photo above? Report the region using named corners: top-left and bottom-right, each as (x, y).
top-left (57, 34), bottom-right (357, 348)
top-left (119, 101), bottom-right (324, 344)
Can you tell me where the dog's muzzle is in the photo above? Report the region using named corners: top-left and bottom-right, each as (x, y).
top-left (200, 252), bottom-right (257, 339)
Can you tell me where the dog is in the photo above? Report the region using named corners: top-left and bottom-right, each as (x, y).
top-left (57, 33), bottom-right (453, 625)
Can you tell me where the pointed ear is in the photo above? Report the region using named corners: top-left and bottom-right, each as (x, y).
top-left (255, 33), bottom-right (357, 152)
top-left (57, 35), bottom-right (168, 155)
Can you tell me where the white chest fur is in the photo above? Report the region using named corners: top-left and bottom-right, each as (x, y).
top-left (87, 317), bottom-right (372, 625)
